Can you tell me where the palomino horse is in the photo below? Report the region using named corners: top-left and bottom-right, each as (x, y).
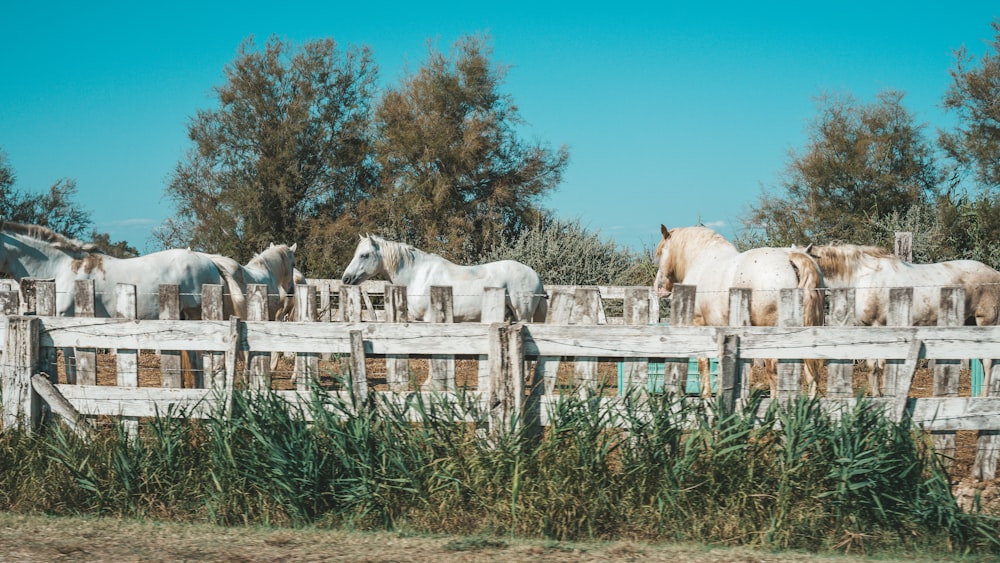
top-left (654, 225), bottom-right (825, 398)
top-left (341, 234), bottom-right (547, 322)
top-left (803, 243), bottom-right (1000, 395)
top-left (0, 221), bottom-right (240, 319)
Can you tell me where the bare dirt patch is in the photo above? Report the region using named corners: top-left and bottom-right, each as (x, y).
top-left (0, 512), bottom-right (932, 562)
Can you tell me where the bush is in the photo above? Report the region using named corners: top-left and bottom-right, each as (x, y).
top-left (481, 218), bottom-right (654, 286)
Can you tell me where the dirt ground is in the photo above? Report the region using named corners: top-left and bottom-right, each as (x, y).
top-left (0, 511), bottom-right (946, 562)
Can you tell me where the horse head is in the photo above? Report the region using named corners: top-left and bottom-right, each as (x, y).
top-left (654, 224), bottom-right (676, 298)
top-left (341, 234), bottom-right (384, 285)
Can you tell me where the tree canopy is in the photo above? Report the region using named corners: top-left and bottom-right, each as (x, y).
top-left (740, 90), bottom-right (941, 248)
top-left (159, 34), bottom-right (568, 276)
top-left (158, 36), bottom-right (379, 273)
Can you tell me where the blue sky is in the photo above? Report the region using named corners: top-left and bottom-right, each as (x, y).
top-left (2, 3), bottom-right (998, 256)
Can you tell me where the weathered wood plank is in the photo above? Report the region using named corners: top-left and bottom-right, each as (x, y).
top-left (384, 285), bottom-right (410, 392)
top-left (73, 279), bottom-right (97, 386)
top-left (159, 284), bottom-right (182, 389)
top-left (426, 286), bottom-right (456, 392)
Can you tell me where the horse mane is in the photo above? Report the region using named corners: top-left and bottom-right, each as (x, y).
top-left (0, 221), bottom-right (100, 254)
top-left (809, 243), bottom-right (897, 280)
top-left (247, 244), bottom-right (295, 281)
top-left (657, 226), bottom-right (732, 280)
top-left (369, 235), bottom-right (419, 276)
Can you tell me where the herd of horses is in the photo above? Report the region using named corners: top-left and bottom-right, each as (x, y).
top-left (2, 219), bottom-right (998, 398)
top-left (654, 224), bottom-right (1000, 398)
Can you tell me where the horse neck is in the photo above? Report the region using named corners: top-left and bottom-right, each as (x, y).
top-left (0, 233), bottom-right (77, 280)
top-left (671, 231), bottom-right (738, 283)
top-left (380, 241), bottom-right (437, 286)
top-left (246, 250), bottom-right (291, 288)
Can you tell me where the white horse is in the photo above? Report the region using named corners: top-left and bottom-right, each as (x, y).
top-left (341, 235), bottom-right (547, 322)
top-left (655, 225), bottom-right (825, 397)
top-left (0, 221), bottom-right (240, 319)
top-left (207, 243), bottom-right (298, 321)
top-left (803, 243), bottom-right (1000, 395)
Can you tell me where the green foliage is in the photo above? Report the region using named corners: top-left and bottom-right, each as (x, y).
top-left (158, 34), bottom-right (569, 277)
top-left (4, 388), bottom-right (998, 557)
top-left (940, 19), bottom-right (1000, 190)
top-left (356, 34), bottom-right (569, 265)
top-left (742, 90), bottom-right (942, 248)
top-left (158, 35), bottom-right (379, 273)
top-left (481, 217), bottom-right (652, 286)
top-left (0, 150), bottom-right (92, 239)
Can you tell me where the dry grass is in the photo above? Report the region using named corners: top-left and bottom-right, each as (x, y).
top-left (0, 511), bottom-right (940, 562)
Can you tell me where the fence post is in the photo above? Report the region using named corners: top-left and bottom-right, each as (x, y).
top-left (33, 281), bottom-right (57, 383)
top-left (247, 284), bottom-right (270, 391)
top-left (571, 288), bottom-right (601, 397)
top-left (622, 287), bottom-right (650, 394)
top-left (480, 287), bottom-right (507, 404)
top-left (349, 330), bottom-right (368, 407)
top-left (665, 284), bottom-right (696, 395)
top-left (882, 288), bottom-right (914, 396)
top-left (202, 284), bottom-right (225, 389)
top-left (728, 287), bottom-right (752, 398)
top-left (776, 288), bottom-right (804, 402)
top-left (74, 280), bottom-right (96, 385)
top-left (425, 286), bottom-right (456, 392)
top-left (115, 284), bottom-right (139, 437)
top-left (1, 316), bottom-right (41, 431)
top-left (538, 288), bottom-right (574, 395)
top-left (825, 288), bottom-right (857, 398)
top-left (159, 284), bottom-right (182, 388)
top-left (318, 281), bottom-right (333, 323)
top-left (340, 285), bottom-right (363, 322)
top-left (294, 283), bottom-right (319, 392)
top-left (487, 322), bottom-right (517, 438)
top-left (18, 278), bottom-right (42, 315)
top-left (933, 286), bottom-right (964, 469)
top-left (384, 285), bottom-right (410, 392)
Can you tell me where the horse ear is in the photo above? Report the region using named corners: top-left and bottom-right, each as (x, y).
top-left (290, 243), bottom-right (297, 252)
top-left (804, 243), bottom-right (813, 253)
top-left (660, 224), bottom-right (670, 239)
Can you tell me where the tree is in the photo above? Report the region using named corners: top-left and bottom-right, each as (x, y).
top-left (740, 91), bottom-right (941, 247)
top-left (939, 19), bottom-right (1000, 190)
top-left (352, 34), bottom-right (569, 263)
top-left (158, 36), bottom-right (379, 273)
top-left (0, 149), bottom-right (92, 239)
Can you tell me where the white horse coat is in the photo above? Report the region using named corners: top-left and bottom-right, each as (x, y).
top-left (0, 222), bottom-right (238, 319)
top-left (341, 235), bottom-right (547, 322)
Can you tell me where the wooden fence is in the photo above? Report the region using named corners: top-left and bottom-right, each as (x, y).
top-left (4, 279), bottom-right (1000, 480)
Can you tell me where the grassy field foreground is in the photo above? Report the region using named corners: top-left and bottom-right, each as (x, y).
top-left (0, 511), bottom-right (967, 562)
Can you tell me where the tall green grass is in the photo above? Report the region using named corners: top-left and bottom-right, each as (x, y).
top-left (1, 384), bottom-right (997, 557)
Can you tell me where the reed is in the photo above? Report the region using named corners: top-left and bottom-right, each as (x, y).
top-left (0, 384), bottom-right (996, 557)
